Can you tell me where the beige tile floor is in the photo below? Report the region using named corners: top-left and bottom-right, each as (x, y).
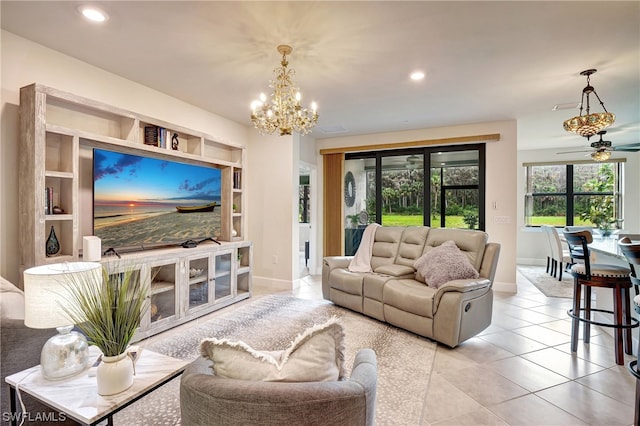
top-left (148, 268), bottom-right (639, 425)
top-left (292, 270), bottom-right (639, 425)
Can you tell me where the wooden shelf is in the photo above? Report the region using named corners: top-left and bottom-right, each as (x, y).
top-left (45, 214), bottom-right (73, 221)
top-left (150, 281), bottom-right (175, 295)
top-left (188, 276), bottom-right (208, 285)
top-left (19, 83), bottom-right (253, 340)
top-left (44, 170), bottom-right (74, 179)
top-left (19, 83), bottom-right (247, 275)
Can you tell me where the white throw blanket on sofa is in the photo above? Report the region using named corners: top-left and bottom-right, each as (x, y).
top-left (348, 223), bottom-right (381, 272)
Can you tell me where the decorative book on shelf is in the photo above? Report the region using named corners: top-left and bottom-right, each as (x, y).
top-left (144, 126), bottom-right (171, 148)
top-left (233, 171), bottom-right (242, 190)
top-left (144, 126), bottom-right (159, 147)
top-left (44, 187), bottom-right (54, 215)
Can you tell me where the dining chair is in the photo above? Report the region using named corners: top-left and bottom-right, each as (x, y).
top-left (563, 228), bottom-right (637, 365)
top-left (619, 234), bottom-right (640, 243)
top-left (543, 226), bottom-right (572, 281)
top-left (540, 225), bottom-right (554, 275)
top-left (619, 237), bottom-right (640, 297)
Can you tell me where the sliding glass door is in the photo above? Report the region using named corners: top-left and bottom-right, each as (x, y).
top-left (344, 144), bottom-right (484, 254)
top-left (430, 149), bottom-right (482, 229)
top-left (381, 154), bottom-right (424, 226)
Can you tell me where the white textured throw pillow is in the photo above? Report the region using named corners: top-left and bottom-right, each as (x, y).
top-left (200, 317), bottom-right (346, 382)
top-left (414, 240), bottom-right (479, 288)
top-left (0, 277), bottom-right (25, 320)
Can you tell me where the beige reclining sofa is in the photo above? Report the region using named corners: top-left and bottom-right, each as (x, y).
top-left (322, 227), bottom-right (500, 347)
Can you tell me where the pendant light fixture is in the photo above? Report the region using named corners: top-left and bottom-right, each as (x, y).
top-left (250, 45), bottom-right (318, 136)
top-left (563, 69), bottom-right (615, 138)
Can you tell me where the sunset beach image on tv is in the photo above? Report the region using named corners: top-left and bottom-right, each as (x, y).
top-left (93, 148), bottom-right (222, 251)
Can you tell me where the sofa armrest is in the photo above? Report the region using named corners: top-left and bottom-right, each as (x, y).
top-left (323, 256), bottom-right (353, 271)
top-left (479, 242), bottom-right (501, 282)
top-left (322, 256), bottom-right (353, 299)
top-left (439, 278), bottom-right (491, 292)
top-left (433, 278), bottom-right (491, 308)
top-left (345, 349), bottom-right (377, 426)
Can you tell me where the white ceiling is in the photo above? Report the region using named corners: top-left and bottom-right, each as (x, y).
top-left (2, 1), bottom-right (639, 152)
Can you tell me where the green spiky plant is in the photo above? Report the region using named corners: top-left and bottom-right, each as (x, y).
top-left (61, 264), bottom-right (149, 357)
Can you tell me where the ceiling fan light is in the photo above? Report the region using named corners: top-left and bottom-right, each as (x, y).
top-left (591, 150), bottom-right (611, 162)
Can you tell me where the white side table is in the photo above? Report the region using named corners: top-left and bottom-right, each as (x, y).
top-left (5, 347), bottom-right (188, 425)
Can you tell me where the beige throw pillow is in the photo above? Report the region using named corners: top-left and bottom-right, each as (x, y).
top-left (200, 317), bottom-right (346, 382)
top-left (414, 240), bottom-right (479, 288)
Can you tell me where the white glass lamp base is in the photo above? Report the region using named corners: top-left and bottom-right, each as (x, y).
top-left (41, 325), bottom-right (89, 380)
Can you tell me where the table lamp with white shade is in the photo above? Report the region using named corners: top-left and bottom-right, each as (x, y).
top-left (23, 262), bottom-right (102, 380)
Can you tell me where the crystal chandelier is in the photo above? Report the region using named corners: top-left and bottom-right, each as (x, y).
top-left (250, 45), bottom-right (318, 136)
top-left (563, 69), bottom-right (615, 138)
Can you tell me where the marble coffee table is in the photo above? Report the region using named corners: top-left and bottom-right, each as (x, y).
top-left (5, 347), bottom-right (188, 426)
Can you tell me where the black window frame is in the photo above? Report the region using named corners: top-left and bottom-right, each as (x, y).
top-left (345, 143), bottom-right (486, 230)
top-left (524, 161), bottom-right (622, 228)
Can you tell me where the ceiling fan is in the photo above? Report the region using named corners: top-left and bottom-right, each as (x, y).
top-left (557, 130), bottom-right (640, 161)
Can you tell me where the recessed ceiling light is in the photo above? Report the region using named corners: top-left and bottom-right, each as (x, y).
top-left (410, 71), bottom-right (425, 81)
top-left (78, 5), bottom-right (109, 23)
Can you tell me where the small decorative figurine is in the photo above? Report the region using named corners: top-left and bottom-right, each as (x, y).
top-left (46, 225), bottom-right (60, 256)
top-left (171, 133), bottom-right (179, 150)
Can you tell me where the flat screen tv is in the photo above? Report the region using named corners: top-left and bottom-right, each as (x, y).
top-left (93, 148), bottom-right (222, 251)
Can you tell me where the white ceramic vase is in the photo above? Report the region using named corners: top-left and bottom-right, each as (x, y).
top-left (97, 352), bottom-right (134, 396)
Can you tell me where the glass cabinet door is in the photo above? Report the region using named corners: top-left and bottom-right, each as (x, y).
top-left (150, 262), bottom-right (177, 325)
top-left (214, 251), bottom-right (233, 300)
top-left (187, 256), bottom-right (210, 311)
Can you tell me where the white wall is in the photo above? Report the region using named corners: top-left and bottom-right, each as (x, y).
top-left (0, 31), bottom-right (249, 284)
top-left (299, 134), bottom-right (317, 165)
top-left (1, 30), bottom-right (526, 293)
top-left (316, 121), bottom-right (518, 292)
top-left (299, 134), bottom-right (319, 275)
top-left (517, 147), bottom-right (640, 265)
top-left (246, 132), bottom-right (298, 289)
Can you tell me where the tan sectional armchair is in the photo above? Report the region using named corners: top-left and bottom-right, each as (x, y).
top-left (322, 227), bottom-right (500, 347)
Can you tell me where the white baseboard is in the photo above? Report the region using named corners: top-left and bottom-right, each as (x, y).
top-left (493, 280), bottom-right (517, 294)
top-left (517, 257), bottom-right (546, 266)
top-left (252, 276), bottom-right (296, 291)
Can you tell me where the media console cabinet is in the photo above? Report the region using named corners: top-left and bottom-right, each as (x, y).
top-left (102, 240), bottom-right (252, 340)
top-left (17, 83), bottom-right (251, 338)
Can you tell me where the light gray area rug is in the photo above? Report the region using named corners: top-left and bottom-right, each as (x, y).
top-left (517, 265), bottom-right (574, 298)
top-left (115, 295), bottom-right (437, 425)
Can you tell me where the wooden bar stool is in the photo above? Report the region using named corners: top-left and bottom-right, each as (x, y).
top-left (618, 237), bottom-right (640, 426)
top-left (563, 229), bottom-right (638, 365)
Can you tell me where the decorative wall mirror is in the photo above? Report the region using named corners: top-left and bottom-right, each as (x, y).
top-left (344, 171), bottom-right (356, 207)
